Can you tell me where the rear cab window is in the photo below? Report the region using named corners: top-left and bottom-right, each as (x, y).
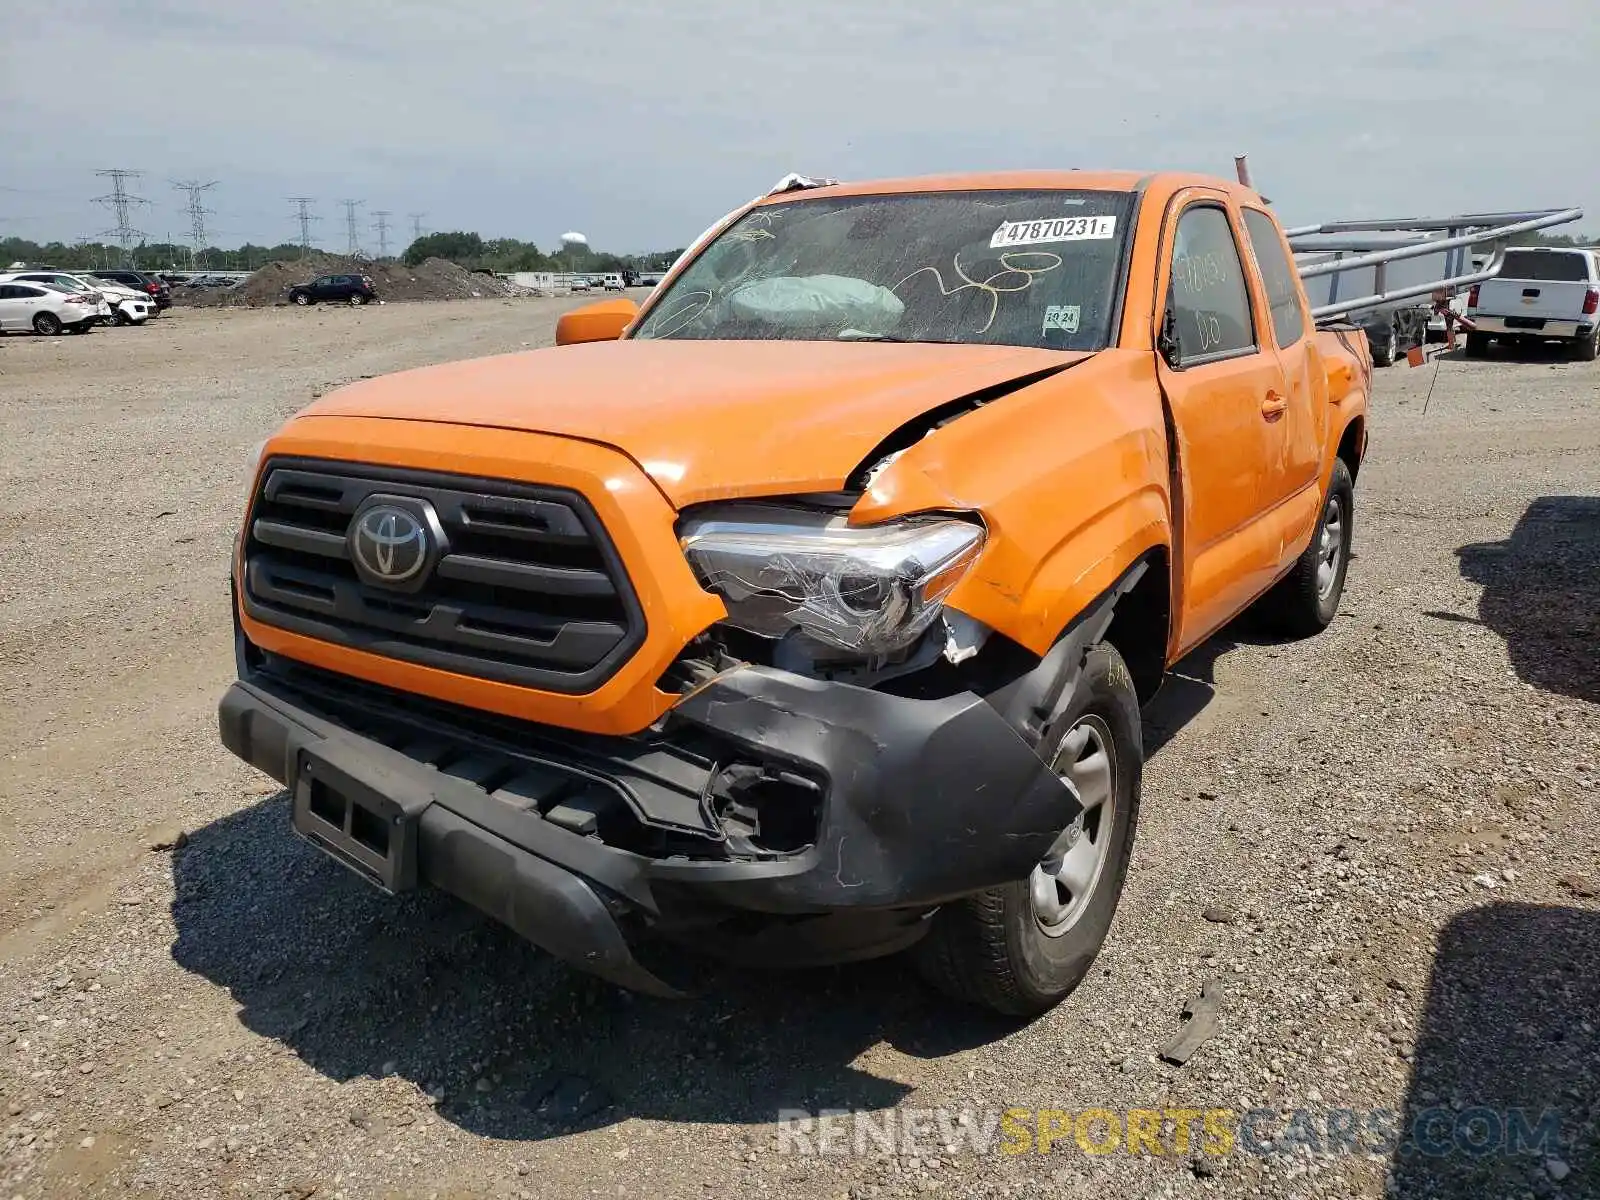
top-left (1167, 205), bottom-right (1257, 365)
top-left (1498, 250), bottom-right (1593, 282)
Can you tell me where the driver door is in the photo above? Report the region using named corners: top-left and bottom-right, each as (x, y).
top-left (1154, 194), bottom-right (1294, 654)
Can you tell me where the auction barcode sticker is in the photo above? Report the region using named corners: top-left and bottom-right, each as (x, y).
top-left (990, 215), bottom-right (1117, 249)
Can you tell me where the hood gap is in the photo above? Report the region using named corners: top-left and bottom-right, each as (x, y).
top-left (845, 361), bottom-right (1081, 491)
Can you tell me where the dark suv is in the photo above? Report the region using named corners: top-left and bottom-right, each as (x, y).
top-left (88, 269), bottom-right (171, 310)
top-left (287, 273), bottom-right (378, 306)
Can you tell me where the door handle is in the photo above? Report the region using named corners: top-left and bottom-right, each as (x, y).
top-left (1261, 391), bottom-right (1288, 418)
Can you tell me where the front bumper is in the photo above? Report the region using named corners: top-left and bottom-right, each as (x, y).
top-left (218, 650), bottom-right (1078, 995)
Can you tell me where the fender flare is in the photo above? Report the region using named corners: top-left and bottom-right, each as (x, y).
top-left (985, 557), bottom-right (1150, 751)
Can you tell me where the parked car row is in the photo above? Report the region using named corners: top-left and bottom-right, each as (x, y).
top-left (0, 265), bottom-right (167, 335)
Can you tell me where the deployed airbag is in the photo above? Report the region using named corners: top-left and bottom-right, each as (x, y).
top-left (726, 274), bottom-right (904, 333)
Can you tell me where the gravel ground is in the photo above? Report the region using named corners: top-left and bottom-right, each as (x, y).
top-left (1, 307), bottom-right (1597, 1200)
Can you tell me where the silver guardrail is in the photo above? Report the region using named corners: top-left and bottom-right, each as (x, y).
top-left (1291, 207), bottom-right (1585, 321)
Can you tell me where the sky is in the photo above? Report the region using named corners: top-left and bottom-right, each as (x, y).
top-left (3, 0), bottom-right (1597, 255)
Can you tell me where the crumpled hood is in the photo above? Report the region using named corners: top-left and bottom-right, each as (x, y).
top-left (298, 338), bottom-right (1085, 507)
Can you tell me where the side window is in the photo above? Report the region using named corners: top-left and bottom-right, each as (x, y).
top-left (0, 286), bottom-right (16, 299)
top-left (1242, 208), bottom-right (1306, 347)
top-left (1167, 205), bottom-right (1256, 364)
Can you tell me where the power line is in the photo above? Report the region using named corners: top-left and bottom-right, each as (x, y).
top-left (371, 210), bottom-right (392, 260)
top-left (408, 212), bottom-right (427, 242)
top-left (341, 199), bottom-right (364, 256)
top-left (288, 197), bottom-right (320, 258)
top-left (93, 169), bottom-right (150, 264)
top-left (172, 180), bottom-right (219, 271)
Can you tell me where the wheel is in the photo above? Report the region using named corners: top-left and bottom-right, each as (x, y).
top-left (1464, 331), bottom-right (1490, 358)
top-left (32, 313), bottom-right (62, 335)
top-left (348, 293), bottom-right (368, 306)
top-left (1574, 329), bottom-right (1599, 363)
top-left (1256, 458), bottom-right (1355, 637)
top-left (1370, 323), bottom-right (1397, 367)
top-left (913, 644), bottom-right (1142, 1016)
top-left (292, 292), bottom-right (312, 306)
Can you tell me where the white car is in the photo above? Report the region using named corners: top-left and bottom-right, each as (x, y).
top-left (0, 281), bottom-right (102, 335)
top-left (0, 271), bottom-right (115, 325)
top-left (66, 273), bottom-right (152, 324)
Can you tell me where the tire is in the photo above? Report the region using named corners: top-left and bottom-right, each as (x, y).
top-left (913, 644), bottom-right (1142, 1016)
top-left (1256, 458), bottom-right (1355, 637)
top-left (32, 313), bottom-right (62, 336)
top-left (349, 293), bottom-right (368, 306)
top-left (1370, 323), bottom-right (1397, 367)
top-left (1465, 331), bottom-right (1490, 358)
top-left (292, 293), bottom-right (312, 306)
top-left (1574, 329), bottom-right (1599, 363)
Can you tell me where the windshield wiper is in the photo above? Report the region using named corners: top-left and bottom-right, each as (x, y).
top-left (836, 330), bottom-right (965, 344)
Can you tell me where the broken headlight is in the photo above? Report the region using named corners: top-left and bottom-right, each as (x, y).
top-left (679, 505), bottom-right (984, 656)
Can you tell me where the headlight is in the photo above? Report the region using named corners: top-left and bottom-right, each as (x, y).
top-left (679, 505), bottom-right (984, 656)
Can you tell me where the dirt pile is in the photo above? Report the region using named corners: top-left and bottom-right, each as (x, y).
top-left (176, 253), bottom-right (530, 307)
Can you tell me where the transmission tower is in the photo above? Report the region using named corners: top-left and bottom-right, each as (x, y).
top-left (288, 198), bottom-right (319, 257)
top-left (372, 210), bottom-right (392, 260)
top-left (172, 180), bottom-right (218, 270)
top-left (93, 169), bottom-right (150, 264)
top-left (341, 199), bottom-right (364, 256)
top-left (408, 212), bottom-right (427, 241)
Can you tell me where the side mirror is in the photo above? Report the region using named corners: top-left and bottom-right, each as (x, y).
top-left (555, 299), bottom-right (638, 346)
top-left (1156, 296), bottom-right (1181, 368)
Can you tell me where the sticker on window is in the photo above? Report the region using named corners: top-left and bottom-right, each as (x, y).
top-left (991, 215), bottom-right (1116, 249)
top-left (1042, 305), bottom-right (1081, 335)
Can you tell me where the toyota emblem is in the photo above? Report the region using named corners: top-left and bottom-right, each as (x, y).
top-left (350, 504), bottom-right (430, 585)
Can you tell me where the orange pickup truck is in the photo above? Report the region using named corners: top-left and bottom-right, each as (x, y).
top-left (220, 171), bottom-right (1368, 1014)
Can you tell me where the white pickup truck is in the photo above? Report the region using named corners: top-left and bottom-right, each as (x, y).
top-left (1467, 246), bottom-right (1600, 361)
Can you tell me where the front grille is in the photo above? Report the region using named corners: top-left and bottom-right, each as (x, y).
top-left (242, 458), bottom-right (646, 692)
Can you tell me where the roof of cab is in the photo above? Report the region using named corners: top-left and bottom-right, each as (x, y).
top-left (754, 170), bottom-right (1262, 207)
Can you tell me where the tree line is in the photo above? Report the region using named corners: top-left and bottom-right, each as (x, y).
top-left (398, 232), bottom-right (684, 274)
top-left (2, 233), bottom-right (686, 275)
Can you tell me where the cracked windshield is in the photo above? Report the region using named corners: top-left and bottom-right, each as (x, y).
top-left (633, 189), bottom-right (1134, 350)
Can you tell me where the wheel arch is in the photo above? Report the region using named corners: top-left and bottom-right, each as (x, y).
top-left (982, 549), bottom-right (1169, 750)
top-left (1336, 414), bottom-right (1366, 482)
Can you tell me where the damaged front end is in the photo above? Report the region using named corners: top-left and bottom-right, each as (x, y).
top-left (222, 555), bottom-right (1081, 988)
